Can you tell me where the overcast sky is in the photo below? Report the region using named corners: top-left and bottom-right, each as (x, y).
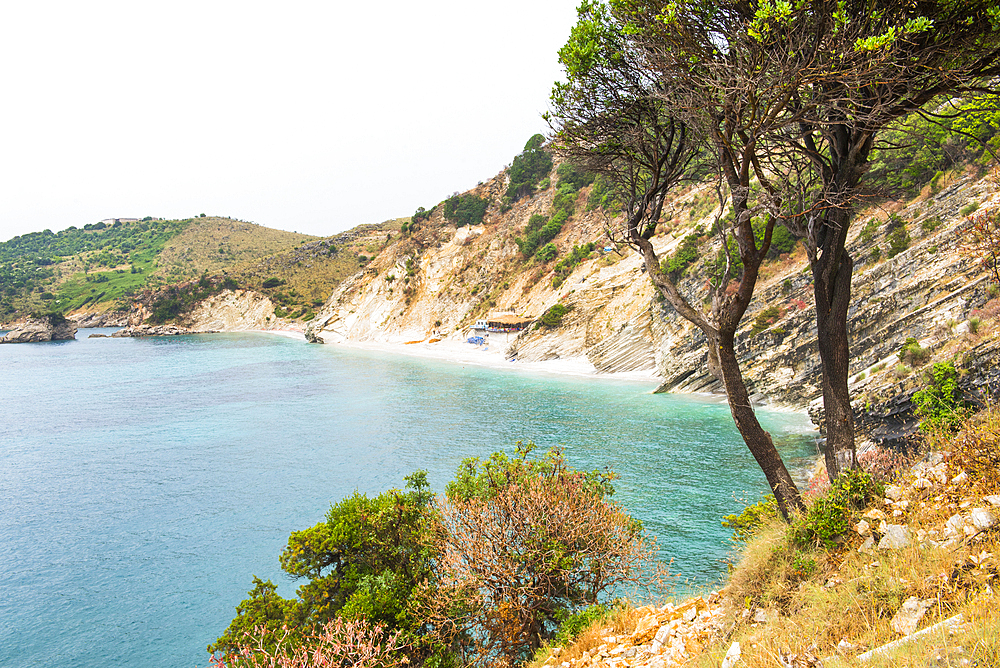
top-left (0, 0), bottom-right (581, 242)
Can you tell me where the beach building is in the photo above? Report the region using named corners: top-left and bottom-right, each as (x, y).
top-left (473, 313), bottom-right (534, 333)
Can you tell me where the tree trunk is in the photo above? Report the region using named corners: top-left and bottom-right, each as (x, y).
top-left (813, 244), bottom-right (856, 481)
top-left (809, 133), bottom-right (869, 482)
top-left (716, 330), bottom-right (805, 519)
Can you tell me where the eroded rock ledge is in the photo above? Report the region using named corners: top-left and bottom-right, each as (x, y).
top-left (1, 317), bottom-right (77, 343)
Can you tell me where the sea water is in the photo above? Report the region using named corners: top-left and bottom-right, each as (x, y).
top-left (0, 331), bottom-right (817, 667)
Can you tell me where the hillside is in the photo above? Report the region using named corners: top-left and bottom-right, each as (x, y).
top-left (526, 406), bottom-right (1000, 668)
top-left (151, 217), bottom-right (315, 283)
top-left (305, 145), bottom-right (999, 426)
top-left (0, 215), bottom-right (404, 325)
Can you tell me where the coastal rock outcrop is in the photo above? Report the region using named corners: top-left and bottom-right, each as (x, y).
top-left (107, 288), bottom-right (291, 337)
top-left (111, 324), bottom-right (216, 337)
top-left (183, 289), bottom-right (280, 331)
top-left (69, 310), bottom-right (129, 328)
top-left (1, 317), bottom-right (77, 343)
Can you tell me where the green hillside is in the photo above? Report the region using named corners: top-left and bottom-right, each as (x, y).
top-left (0, 214), bottom-right (406, 323)
top-left (0, 218), bottom-right (185, 319)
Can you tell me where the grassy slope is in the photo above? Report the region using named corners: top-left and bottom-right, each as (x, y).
top-left (537, 407), bottom-right (1000, 668)
top-left (153, 217), bottom-right (316, 282)
top-left (0, 215), bottom-right (407, 321)
top-left (225, 218), bottom-right (406, 317)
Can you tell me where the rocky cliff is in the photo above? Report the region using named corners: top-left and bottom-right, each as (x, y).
top-left (307, 162), bottom-right (998, 415)
top-left (110, 288), bottom-right (299, 337)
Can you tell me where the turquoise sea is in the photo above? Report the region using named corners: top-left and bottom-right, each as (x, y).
top-left (0, 330), bottom-right (817, 667)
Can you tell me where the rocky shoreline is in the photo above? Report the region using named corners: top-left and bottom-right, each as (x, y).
top-left (0, 317), bottom-right (77, 343)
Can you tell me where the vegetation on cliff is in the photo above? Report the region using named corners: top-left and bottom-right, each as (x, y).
top-left (523, 403), bottom-right (1000, 668)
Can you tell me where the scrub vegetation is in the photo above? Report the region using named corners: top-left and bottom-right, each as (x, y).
top-left (210, 446), bottom-right (657, 668)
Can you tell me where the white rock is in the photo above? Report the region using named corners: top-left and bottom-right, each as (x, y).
top-left (859, 536), bottom-right (876, 554)
top-left (653, 625), bottom-right (671, 646)
top-left (855, 519), bottom-right (872, 536)
top-left (972, 508), bottom-right (997, 530)
top-left (891, 596), bottom-right (933, 635)
top-left (886, 485), bottom-right (905, 501)
top-left (720, 641), bottom-right (741, 668)
top-left (838, 639), bottom-right (858, 653)
top-left (864, 508), bottom-right (888, 521)
top-left (931, 464), bottom-right (950, 485)
top-left (952, 470), bottom-right (969, 485)
top-left (945, 514), bottom-right (967, 538)
top-left (878, 525), bottom-right (911, 550)
top-left (985, 495), bottom-right (1000, 507)
top-left (913, 478), bottom-right (934, 490)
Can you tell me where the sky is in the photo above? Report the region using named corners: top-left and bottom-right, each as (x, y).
top-left (0, 0), bottom-right (582, 242)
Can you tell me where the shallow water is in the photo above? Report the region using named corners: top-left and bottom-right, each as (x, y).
top-left (0, 330), bottom-right (817, 667)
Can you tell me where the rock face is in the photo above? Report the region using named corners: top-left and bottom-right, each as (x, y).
top-left (109, 289), bottom-right (288, 337)
top-left (69, 311), bottom-right (129, 328)
top-left (306, 166), bottom-right (998, 423)
top-left (183, 289), bottom-right (279, 331)
top-left (111, 324), bottom-right (216, 337)
top-left (0, 317), bottom-right (77, 343)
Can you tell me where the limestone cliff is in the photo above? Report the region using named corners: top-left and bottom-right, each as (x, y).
top-left (113, 288), bottom-right (300, 337)
top-left (305, 163), bottom-right (999, 418)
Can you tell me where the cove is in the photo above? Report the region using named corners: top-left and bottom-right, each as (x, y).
top-left (0, 331), bottom-right (816, 667)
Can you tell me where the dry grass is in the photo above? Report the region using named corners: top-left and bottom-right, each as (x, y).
top-left (526, 605), bottom-right (644, 668)
top-left (716, 410), bottom-right (1000, 667)
top-left (549, 408), bottom-right (1000, 668)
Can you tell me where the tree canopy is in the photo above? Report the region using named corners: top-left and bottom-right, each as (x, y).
top-left (549, 0), bottom-right (1000, 510)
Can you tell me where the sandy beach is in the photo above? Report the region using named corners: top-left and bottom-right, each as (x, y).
top-left (261, 328), bottom-right (665, 384)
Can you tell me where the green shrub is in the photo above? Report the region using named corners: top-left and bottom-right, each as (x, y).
top-left (886, 216), bottom-right (911, 258)
top-left (412, 206), bottom-right (434, 224)
top-left (536, 243), bottom-right (558, 263)
top-left (930, 170), bottom-right (945, 194)
top-left (552, 243), bottom-right (596, 280)
top-left (913, 361), bottom-right (973, 432)
top-left (859, 218), bottom-right (879, 244)
top-left (768, 223), bottom-right (797, 257)
top-left (262, 277), bottom-right (284, 289)
top-left (587, 175), bottom-right (621, 211)
top-left (722, 495), bottom-right (778, 543)
top-left (552, 604), bottom-right (612, 648)
top-left (961, 201), bottom-right (981, 217)
top-left (750, 305), bottom-right (782, 336)
top-left (921, 217), bottom-right (943, 234)
top-left (540, 303), bottom-right (571, 328)
top-left (506, 134), bottom-right (553, 202)
top-left (555, 162), bottom-right (595, 192)
top-left (898, 337), bottom-right (930, 366)
top-left (663, 233), bottom-right (701, 279)
top-left (793, 468), bottom-right (883, 549)
top-left (211, 471), bottom-right (435, 657)
top-left (443, 194), bottom-right (489, 228)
